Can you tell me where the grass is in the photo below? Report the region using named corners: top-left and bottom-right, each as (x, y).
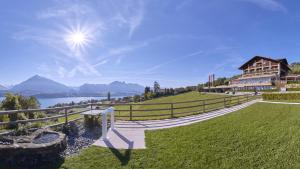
top-left (114, 92), bottom-right (243, 120)
top-left (54, 102), bottom-right (300, 169)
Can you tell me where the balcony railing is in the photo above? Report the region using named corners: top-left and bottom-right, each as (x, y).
top-left (242, 69), bottom-right (278, 78)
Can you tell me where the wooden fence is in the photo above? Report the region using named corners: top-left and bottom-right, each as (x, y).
top-left (0, 94), bottom-right (259, 129)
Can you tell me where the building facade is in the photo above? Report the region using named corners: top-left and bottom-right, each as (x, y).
top-left (230, 56), bottom-right (290, 91)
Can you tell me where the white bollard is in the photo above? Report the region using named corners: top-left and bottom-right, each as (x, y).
top-left (101, 111), bottom-right (108, 140)
top-left (108, 107), bottom-right (115, 130)
top-left (100, 107), bottom-right (115, 140)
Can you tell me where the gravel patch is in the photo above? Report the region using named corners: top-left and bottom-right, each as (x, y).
top-left (60, 121), bottom-right (103, 157)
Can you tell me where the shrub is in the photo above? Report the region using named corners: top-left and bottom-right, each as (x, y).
top-left (262, 93), bottom-right (300, 101)
top-left (287, 88), bottom-right (300, 92)
top-left (287, 81), bottom-right (300, 84)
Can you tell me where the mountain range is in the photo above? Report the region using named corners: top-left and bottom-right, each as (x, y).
top-left (0, 85), bottom-right (6, 91)
top-left (0, 75), bottom-right (144, 98)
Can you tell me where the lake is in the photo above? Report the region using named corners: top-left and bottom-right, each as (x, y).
top-left (0, 96), bottom-right (122, 108)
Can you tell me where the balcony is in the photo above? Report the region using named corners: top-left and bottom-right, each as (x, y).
top-left (242, 69), bottom-right (278, 78)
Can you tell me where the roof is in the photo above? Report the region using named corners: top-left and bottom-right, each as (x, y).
top-left (239, 56), bottom-right (290, 70)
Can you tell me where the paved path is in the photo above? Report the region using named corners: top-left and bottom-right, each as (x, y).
top-left (93, 99), bottom-right (259, 149)
top-left (259, 100), bottom-right (300, 105)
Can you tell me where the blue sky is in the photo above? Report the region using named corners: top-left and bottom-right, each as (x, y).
top-left (1, 0), bottom-right (300, 87)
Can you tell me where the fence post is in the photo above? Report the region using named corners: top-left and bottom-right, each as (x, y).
top-left (171, 103), bottom-right (174, 118)
top-left (203, 100), bottom-right (205, 113)
top-left (130, 105), bottom-right (133, 121)
top-left (64, 108), bottom-right (68, 124)
top-left (90, 103), bottom-right (93, 111)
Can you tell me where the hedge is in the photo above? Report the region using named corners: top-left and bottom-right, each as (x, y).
top-left (287, 81), bottom-right (300, 84)
top-left (287, 88), bottom-right (300, 92)
top-left (263, 93), bottom-right (300, 101)
top-left (236, 89), bottom-right (279, 92)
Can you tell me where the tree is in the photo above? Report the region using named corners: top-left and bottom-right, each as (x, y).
top-left (290, 62), bottom-right (300, 74)
top-left (18, 95), bottom-right (40, 109)
top-left (1, 93), bottom-right (21, 128)
top-left (133, 95), bottom-right (141, 102)
top-left (1, 93), bottom-right (43, 128)
top-left (144, 86), bottom-right (151, 100)
top-left (197, 84), bottom-right (204, 92)
top-left (170, 88), bottom-right (175, 95)
top-left (107, 92), bottom-right (111, 101)
top-left (154, 81), bottom-right (160, 93)
top-left (18, 95), bottom-right (40, 119)
top-left (144, 86), bottom-right (151, 94)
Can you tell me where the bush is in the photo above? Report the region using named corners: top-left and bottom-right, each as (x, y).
top-left (287, 81), bottom-right (300, 84)
top-left (287, 88), bottom-right (300, 91)
top-left (262, 93), bottom-right (300, 101)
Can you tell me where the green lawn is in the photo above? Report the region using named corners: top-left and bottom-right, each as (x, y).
top-left (56, 102), bottom-right (300, 169)
top-left (114, 92), bottom-right (243, 120)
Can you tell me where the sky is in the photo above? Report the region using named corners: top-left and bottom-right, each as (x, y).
top-left (1, 0), bottom-right (300, 88)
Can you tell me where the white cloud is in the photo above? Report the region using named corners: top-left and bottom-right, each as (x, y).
top-left (115, 56), bottom-right (123, 65)
top-left (109, 0), bottom-right (145, 38)
top-left (94, 41), bottom-right (149, 67)
top-left (93, 59), bottom-right (108, 67)
top-left (241, 0), bottom-right (287, 12)
top-left (36, 3), bottom-right (90, 19)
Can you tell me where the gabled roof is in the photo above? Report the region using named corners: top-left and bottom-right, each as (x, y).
top-left (239, 56), bottom-right (290, 70)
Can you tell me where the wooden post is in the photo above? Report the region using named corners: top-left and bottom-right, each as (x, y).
top-left (130, 105), bottom-right (133, 121)
top-left (171, 103), bottom-right (174, 118)
top-left (64, 108), bottom-right (68, 124)
top-left (203, 100), bottom-right (205, 113)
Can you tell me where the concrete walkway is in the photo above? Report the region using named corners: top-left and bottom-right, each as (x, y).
top-left (93, 99), bottom-right (259, 149)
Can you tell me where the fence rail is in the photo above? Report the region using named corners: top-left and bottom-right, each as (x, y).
top-left (0, 94), bottom-right (260, 129)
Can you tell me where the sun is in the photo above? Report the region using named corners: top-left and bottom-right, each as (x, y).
top-left (63, 24), bottom-right (94, 56)
top-left (66, 31), bottom-right (88, 47)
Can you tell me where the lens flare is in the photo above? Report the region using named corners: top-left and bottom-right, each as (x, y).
top-left (64, 24), bottom-right (93, 56)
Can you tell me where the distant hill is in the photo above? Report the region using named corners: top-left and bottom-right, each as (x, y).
top-left (11, 75), bottom-right (72, 96)
top-left (290, 62), bottom-right (300, 74)
top-left (0, 85), bottom-right (7, 91)
top-left (79, 81), bottom-right (144, 95)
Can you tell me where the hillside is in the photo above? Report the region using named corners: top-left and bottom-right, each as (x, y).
top-left (290, 62), bottom-right (300, 74)
top-left (116, 91), bottom-right (227, 120)
top-left (0, 85), bottom-right (7, 91)
top-left (79, 81), bottom-right (144, 95)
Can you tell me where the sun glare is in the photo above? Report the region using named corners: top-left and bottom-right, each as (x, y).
top-left (63, 24), bottom-right (95, 56)
top-left (67, 31), bottom-right (88, 46)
